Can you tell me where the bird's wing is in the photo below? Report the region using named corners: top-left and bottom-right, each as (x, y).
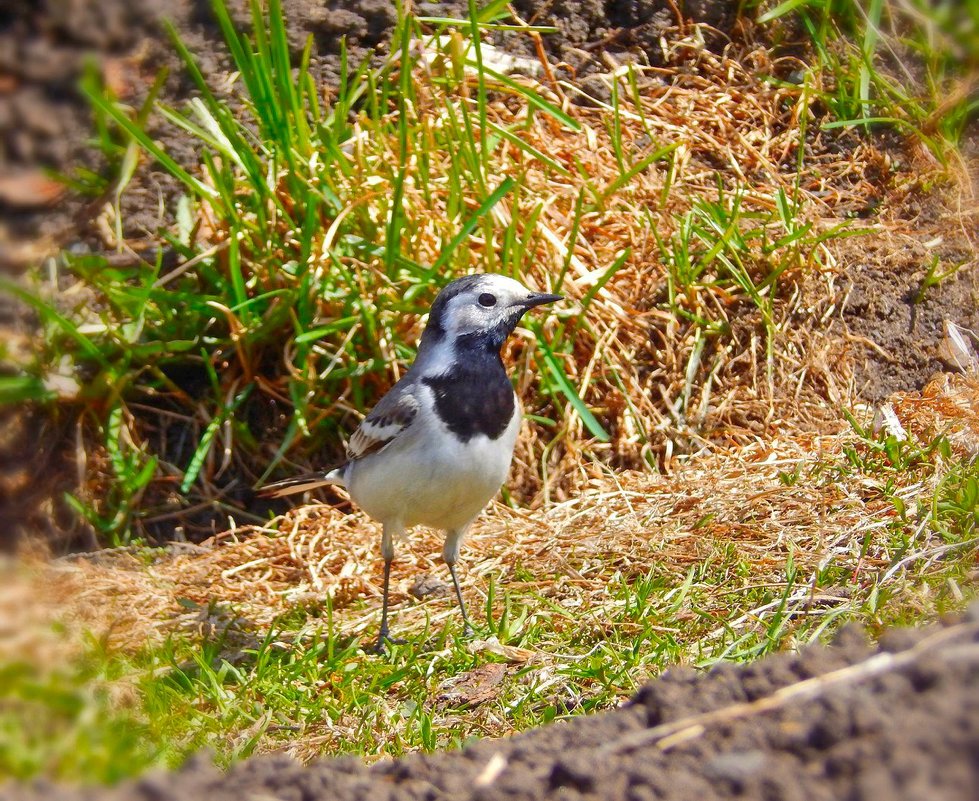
top-left (259, 382), bottom-right (419, 498)
top-left (346, 382), bottom-right (421, 461)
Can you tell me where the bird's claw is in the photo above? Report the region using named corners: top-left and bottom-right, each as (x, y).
top-left (369, 633), bottom-right (407, 655)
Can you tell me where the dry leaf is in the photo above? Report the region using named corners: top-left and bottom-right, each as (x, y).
top-left (437, 662), bottom-right (506, 706)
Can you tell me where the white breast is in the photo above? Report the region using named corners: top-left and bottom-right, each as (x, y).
top-left (346, 390), bottom-right (521, 532)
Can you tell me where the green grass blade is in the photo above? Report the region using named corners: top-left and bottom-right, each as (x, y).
top-left (758, 0), bottom-right (812, 24)
top-left (578, 248), bottom-right (630, 312)
top-left (859, 0), bottom-right (884, 125)
top-left (294, 316), bottom-right (361, 345)
top-left (536, 336), bottom-right (610, 441)
top-left (180, 385), bottom-right (253, 493)
top-left (466, 0), bottom-right (490, 166)
top-left (598, 142), bottom-right (680, 205)
top-left (81, 89), bottom-right (217, 200)
top-left (475, 63), bottom-right (582, 132)
top-left (486, 120), bottom-right (572, 176)
top-left (0, 375), bottom-right (55, 404)
top-left (431, 176), bottom-right (516, 271)
top-left (0, 280), bottom-right (109, 367)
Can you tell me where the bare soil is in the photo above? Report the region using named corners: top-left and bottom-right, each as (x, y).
top-left (9, 611), bottom-right (979, 801)
top-left (836, 163), bottom-right (979, 401)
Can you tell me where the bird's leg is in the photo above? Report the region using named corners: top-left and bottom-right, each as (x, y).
top-left (444, 527), bottom-right (473, 637)
top-left (371, 522), bottom-right (405, 654)
top-left (447, 561), bottom-right (473, 637)
top-left (373, 558), bottom-right (396, 651)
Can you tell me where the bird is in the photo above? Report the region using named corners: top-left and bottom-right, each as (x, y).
top-left (261, 273), bottom-right (561, 652)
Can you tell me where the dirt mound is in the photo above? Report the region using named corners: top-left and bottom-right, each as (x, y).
top-left (10, 611), bottom-right (978, 801)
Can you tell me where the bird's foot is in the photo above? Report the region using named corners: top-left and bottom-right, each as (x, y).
top-left (369, 632), bottom-right (407, 655)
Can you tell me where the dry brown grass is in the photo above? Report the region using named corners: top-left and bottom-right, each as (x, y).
top-left (886, 372), bottom-right (979, 456)
top-left (381, 33), bottom-right (960, 501)
top-left (23, 372), bottom-right (972, 662)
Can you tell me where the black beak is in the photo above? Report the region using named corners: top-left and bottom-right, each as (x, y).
top-left (520, 292), bottom-right (563, 310)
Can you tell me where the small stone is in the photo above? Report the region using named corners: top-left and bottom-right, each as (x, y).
top-left (408, 573), bottom-right (451, 600)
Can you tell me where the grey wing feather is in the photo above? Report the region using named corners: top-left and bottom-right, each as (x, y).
top-left (346, 382), bottom-right (420, 461)
top-left (259, 382), bottom-right (418, 498)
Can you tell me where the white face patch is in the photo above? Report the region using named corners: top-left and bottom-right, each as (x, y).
top-left (439, 275), bottom-right (536, 339)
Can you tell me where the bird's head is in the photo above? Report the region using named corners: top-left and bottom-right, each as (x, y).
top-left (420, 273), bottom-right (562, 352)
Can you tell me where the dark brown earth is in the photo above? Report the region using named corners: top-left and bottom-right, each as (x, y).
top-left (9, 611), bottom-right (979, 801)
top-left (0, 0), bottom-right (400, 260)
top-left (839, 201), bottom-right (979, 401)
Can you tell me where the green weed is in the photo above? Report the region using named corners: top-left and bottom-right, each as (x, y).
top-left (654, 179), bottom-right (856, 385)
top-left (913, 253), bottom-right (966, 303)
top-left (4, 0), bottom-right (586, 543)
top-left (759, 0), bottom-right (979, 160)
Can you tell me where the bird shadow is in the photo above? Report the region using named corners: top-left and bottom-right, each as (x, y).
top-left (159, 597), bottom-right (364, 685)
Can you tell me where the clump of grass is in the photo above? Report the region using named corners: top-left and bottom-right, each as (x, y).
top-left (759, 0), bottom-right (979, 163)
top-left (1, 0), bottom-right (588, 544)
top-left (3, 0), bottom-right (893, 544)
top-left (655, 180), bottom-right (857, 387)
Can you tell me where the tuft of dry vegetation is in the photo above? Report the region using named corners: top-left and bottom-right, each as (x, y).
top-left (11, 3), bottom-right (972, 542)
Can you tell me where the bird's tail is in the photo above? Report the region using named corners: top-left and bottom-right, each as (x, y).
top-left (258, 466), bottom-right (346, 498)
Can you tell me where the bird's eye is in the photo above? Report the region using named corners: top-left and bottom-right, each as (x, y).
top-left (478, 293), bottom-right (497, 308)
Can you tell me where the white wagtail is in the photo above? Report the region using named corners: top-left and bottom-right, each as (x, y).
top-left (261, 273), bottom-right (561, 651)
